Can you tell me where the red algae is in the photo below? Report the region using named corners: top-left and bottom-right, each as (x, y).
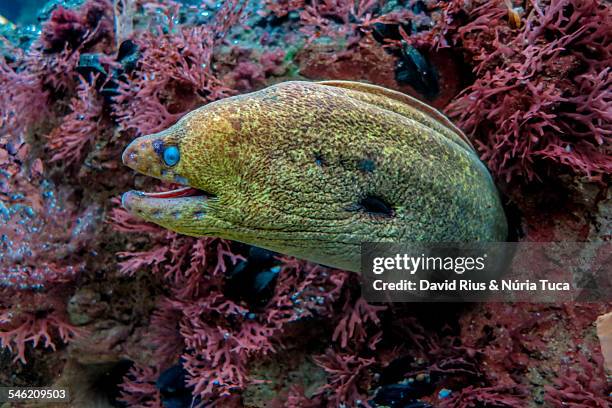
top-left (439, 0), bottom-right (612, 182)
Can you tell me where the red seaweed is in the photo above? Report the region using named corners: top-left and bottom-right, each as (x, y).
top-left (440, 0), bottom-right (612, 182)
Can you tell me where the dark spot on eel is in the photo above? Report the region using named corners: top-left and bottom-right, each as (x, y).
top-left (314, 152), bottom-right (327, 167)
top-left (152, 139), bottom-right (164, 156)
top-left (358, 195), bottom-right (394, 217)
top-left (358, 159), bottom-right (376, 173)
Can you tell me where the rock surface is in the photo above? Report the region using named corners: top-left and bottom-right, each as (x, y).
top-left (596, 312), bottom-right (612, 372)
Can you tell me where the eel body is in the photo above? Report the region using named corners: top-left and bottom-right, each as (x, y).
top-left (121, 81), bottom-right (507, 272)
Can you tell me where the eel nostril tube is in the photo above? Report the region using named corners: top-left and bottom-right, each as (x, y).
top-left (121, 141), bottom-right (139, 166)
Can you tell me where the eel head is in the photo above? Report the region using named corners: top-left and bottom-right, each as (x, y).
top-left (121, 104), bottom-right (236, 238)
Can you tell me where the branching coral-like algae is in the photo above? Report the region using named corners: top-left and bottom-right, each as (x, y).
top-left (121, 80), bottom-right (507, 272)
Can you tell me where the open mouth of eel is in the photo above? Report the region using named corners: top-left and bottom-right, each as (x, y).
top-left (136, 186), bottom-right (210, 199)
top-left (121, 184), bottom-right (216, 218)
top-left (119, 138), bottom-right (217, 217)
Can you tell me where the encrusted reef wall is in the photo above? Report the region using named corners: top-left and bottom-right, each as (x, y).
top-left (0, 1), bottom-right (610, 407)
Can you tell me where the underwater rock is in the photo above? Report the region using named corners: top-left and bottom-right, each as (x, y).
top-left (296, 41), bottom-right (402, 93)
top-left (296, 40), bottom-right (461, 108)
top-left (244, 345), bottom-right (328, 407)
top-left (52, 359), bottom-right (126, 408)
top-left (596, 312), bottom-right (612, 372)
top-left (71, 322), bottom-right (131, 364)
top-left (67, 288), bottom-right (108, 325)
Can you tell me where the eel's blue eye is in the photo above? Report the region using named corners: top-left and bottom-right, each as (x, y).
top-left (163, 145), bottom-right (180, 166)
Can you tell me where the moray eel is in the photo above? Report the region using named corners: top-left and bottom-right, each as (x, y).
top-left (121, 81), bottom-right (507, 273)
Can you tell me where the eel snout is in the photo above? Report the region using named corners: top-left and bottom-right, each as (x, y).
top-left (121, 130), bottom-right (215, 232)
top-left (121, 134), bottom-right (168, 178)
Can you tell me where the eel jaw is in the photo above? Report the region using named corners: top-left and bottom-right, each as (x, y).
top-left (121, 186), bottom-right (216, 234)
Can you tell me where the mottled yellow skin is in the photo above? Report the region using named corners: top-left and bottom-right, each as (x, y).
top-left (121, 81), bottom-right (507, 272)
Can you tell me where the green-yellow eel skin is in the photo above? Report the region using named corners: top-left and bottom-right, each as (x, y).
top-left (121, 80), bottom-right (507, 273)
